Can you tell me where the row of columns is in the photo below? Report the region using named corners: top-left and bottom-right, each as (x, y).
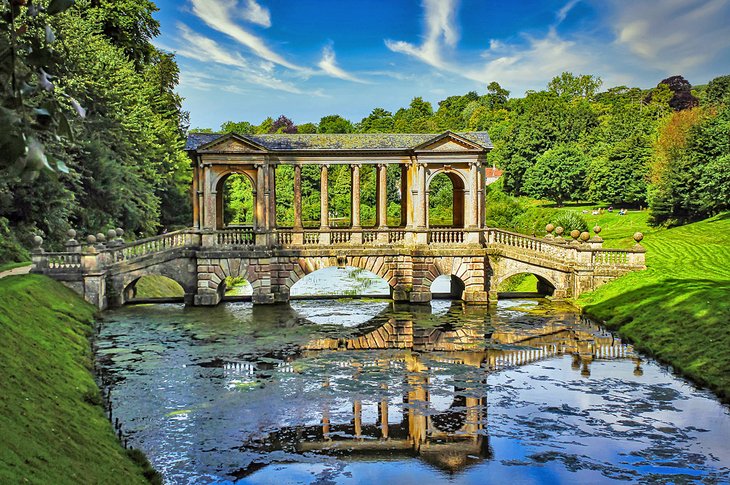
top-left (290, 163), bottom-right (390, 229)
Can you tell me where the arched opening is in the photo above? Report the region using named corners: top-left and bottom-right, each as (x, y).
top-left (497, 273), bottom-right (556, 298)
top-left (428, 172), bottom-right (465, 228)
top-left (328, 165), bottom-right (352, 228)
top-left (290, 266), bottom-right (391, 298)
top-left (223, 275), bottom-right (253, 297)
top-left (124, 275), bottom-right (185, 303)
top-left (216, 172), bottom-right (255, 229)
top-left (430, 275), bottom-right (465, 300)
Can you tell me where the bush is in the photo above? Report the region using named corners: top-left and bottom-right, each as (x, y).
top-left (0, 218), bottom-right (30, 264)
top-left (551, 211), bottom-right (589, 232)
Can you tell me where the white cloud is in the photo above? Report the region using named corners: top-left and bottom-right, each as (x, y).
top-left (556, 0), bottom-right (581, 23)
top-left (385, 0), bottom-right (460, 69)
top-left (189, 0), bottom-right (304, 71)
top-left (174, 23), bottom-right (248, 68)
top-left (603, 0), bottom-right (730, 73)
top-left (317, 45), bottom-right (368, 83)
top-left (241, 0), bottom-right (271, 28)
top-left (170, 23), bottom-right (304, 95)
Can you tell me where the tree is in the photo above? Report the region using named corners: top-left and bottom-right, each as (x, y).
top-left (358, 108), bottom-right (394, 133)
top-left (522, 144), bottom-right (588, 206)
top-left (548, 72), bottom-right (602, 100)
top-left (706, 74), bottom-right (730, 106)
top-left (271, 114), bottom-right (297, 134)
top-left (297, 122), bottom-right (318, 134)
top-left (484, 81), bottom-right (509, 109)
top-left (318, 114), bottom-right (353, 134)
top-left (220, 121), bottom-right (255, 134)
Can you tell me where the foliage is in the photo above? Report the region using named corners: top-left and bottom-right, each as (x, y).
top-left (522, 144), bottom-right (588, 205)
top-left (0, 0), bottom-right (191, 252)
top-left (0, 274), bottom-right (156, 483)
top-left (547, 72), bottom-right (603, 100)
top-left (551, 211), bottom-right (589, 233)
top-left (318, 114), bottom-right (353, 133)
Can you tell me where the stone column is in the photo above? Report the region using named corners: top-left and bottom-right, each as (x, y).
top-left (192, 164), bottom-right (200, 229)
top-left (469, 162), bottom-right (479, 228)
top-left (351, 164), bottom-right (361, 228)
top-left (320, 165), bottom-right (329, 228)
top-left (376, 163), bottom-right (388, 228)
top-left (293, 164), bottom-right (303, 229)
top-left (269, 164), bottom-right (277, 229)
top-left (414, 163), bottom-right (428, 244)
top-left (400, 164), bottom-right (408, 227)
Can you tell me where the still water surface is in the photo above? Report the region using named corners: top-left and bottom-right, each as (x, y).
top-left (97, 277), bottom-right (730, 484)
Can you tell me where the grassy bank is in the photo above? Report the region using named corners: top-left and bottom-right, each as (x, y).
top-left (134, 274), bottom-right (184, 299)
top-left (0, 261), bottom-right (31, 273)
top-left (577, 213), bottom-right (730, 401)
top-left (0, 274), bottom-right (158, 484)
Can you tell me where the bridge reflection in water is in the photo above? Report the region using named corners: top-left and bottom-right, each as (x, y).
top-left (217, 301), bottom-right (638, 477)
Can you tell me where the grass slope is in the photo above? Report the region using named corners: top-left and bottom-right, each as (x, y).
top-left (0, 275), bottom-right (155, 484)
top-left (133, 274), bottom-right (184, 299)
top-left (0, 261), bottom-right (31, 273)
top-left (578, 213), bottom-right (730, 400)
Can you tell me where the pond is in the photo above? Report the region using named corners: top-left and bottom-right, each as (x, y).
top-left (96, 297), bottom-right (730, 484)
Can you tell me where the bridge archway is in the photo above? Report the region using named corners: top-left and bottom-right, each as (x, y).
top-left (427, 169), bottom-right (465, 228)
top-left (214, 170), bottom-right (257, 230)
top-left (496, 272), bottom-right (556, 296)
top-left (430, 275), bottom-right (465, 300)
top-left (492, 266), bottom-right (565, 299)
top-left (123, 275), bottom-right (185, 302)
top-left (421, 256), bottom-right (486, 302)
top-left (282, 256), bottom-right (398, 298)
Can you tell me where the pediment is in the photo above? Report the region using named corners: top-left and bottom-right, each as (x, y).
top-left (198, 134), bottom-right (267, 153)
top-left (414, 132), bottom-right (483, 152)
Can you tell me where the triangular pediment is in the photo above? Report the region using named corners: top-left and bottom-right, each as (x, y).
top-left (198, 133), bottom-right (267, 153)
top-left (413, 132), bottom-right (483, 152)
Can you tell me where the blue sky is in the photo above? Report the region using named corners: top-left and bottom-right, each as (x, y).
top-left (153, 0), bottom-right (730, 130)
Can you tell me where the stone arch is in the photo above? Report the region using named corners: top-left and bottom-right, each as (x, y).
top-left (206, 257), bottom-right (263, 298)
top-left (491, 261), bottom-right (569, 298)
top-left (421, 257), bottom-right (481, 292)
top-left (426, 168), bottom-right (467, 228)
top-left (115, 262), bottom-right (197, 306)
top-left (282, 255), bottom-right (397, 295)
top-left (213, 168), bottom-right (258, 230)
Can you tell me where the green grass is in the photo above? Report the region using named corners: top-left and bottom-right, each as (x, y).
top-left (133, 275), bottom-right (184, 299)
top-left (0, 261), bottom-right (31, 273)
top-left (577, 213), bottom-right (730, 401)
top-left (0, 274), bottom-right (158, 484)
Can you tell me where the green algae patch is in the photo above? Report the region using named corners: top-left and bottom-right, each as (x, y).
top-left (577, 213), bottom-right (730, 402)
top-left (0, 274), bottom-right (158, 484)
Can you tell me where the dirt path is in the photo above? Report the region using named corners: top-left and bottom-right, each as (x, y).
top-left (0, 264), bottom-right (31, 279)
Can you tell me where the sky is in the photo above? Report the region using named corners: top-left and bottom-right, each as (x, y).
top-left (152, 0), bottom-right (730, 130)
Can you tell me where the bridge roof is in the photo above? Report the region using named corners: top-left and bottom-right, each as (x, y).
top-left (185, 131), bottom-right (493, 152)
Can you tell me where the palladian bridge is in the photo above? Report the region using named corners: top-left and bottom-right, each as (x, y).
top-left (31, 131), bottom-right (646, 309)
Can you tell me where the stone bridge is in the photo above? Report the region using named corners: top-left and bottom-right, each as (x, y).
top-left (30, 130), bottom-right (645, 308)
top-left (30, 224), bottom-right (645, 310)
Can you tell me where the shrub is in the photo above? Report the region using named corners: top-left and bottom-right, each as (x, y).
top-left (551, 211), bottom-right (589, 233)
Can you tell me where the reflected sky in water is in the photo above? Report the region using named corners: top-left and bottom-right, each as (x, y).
top-left (97, 298), bottom-right (730, 484)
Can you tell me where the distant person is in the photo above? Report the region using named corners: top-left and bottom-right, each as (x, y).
top-left (619, 208), bottom-right (626, 216)
top-left (591, 209), bottom-right (599, 216)
top-left (608, 206), bottom-right (613, 212)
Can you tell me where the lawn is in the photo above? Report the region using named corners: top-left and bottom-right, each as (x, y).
top-left (577, 213), bottom-right (730, 401)
top-left (0, 274), bottom-right (158, 484)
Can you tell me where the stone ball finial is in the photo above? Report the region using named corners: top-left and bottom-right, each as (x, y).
top-left (67, 229), bottom-right (76, 239)
top-left (96, 232), bottom-right (106, 242)
top-left (580, 231), bottom-right (590, 242)
top-left (87, 234), bottom-right (97, 245)
top-left (593, 225), bottom-right (602, 234)
top-left (555, 226), bottom-right (565, 236)
top-left (115, 228), bottom-right (124, 237)
top-left (545, 223), bottom-right (555, 233)
top-left (32, 235), bottom-right (43, 248)
top-left (570, 229), bottom-right (581, 240)
top-left (107, 229), bottom-right (117, 241)
top-left (633, 232), bottom-right (644, 243)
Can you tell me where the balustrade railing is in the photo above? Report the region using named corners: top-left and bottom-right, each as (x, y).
top-left (331, 230), bottom-right (351, 244)
top-left (303, 232), bottom-right (319, 245)
top-left (363, 231), bottom-right (377, 243)
top-left (428, 229), bottom-right (464, 244)
top-left (277, 231), bottom-right (293, 245)
top-left (593, 249), bottom-right (630, 266)
top-left (389, 230), bottom-right (406, 244)
top-left (216, 227), bottom-right (254, 246)
top-left (44, 252), bottom-right (82, 271)
top-left (115, 230), bottom-right (190, 261)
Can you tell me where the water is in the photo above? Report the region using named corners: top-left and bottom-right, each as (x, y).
top-left (96, 298), bottom-right (730, 484)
